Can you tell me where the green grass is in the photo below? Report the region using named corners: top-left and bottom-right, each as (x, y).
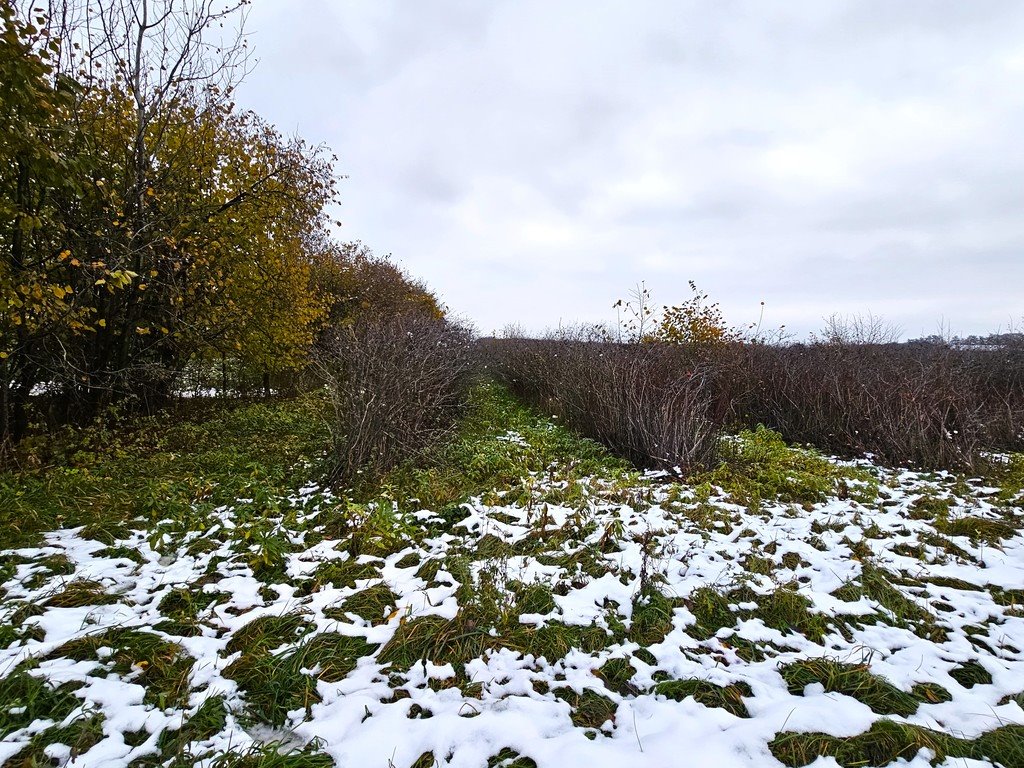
top-left (629, 586), bottom-right (677, 645)
top-left (154, 585), bottom-right (224, 636)
top-left (48, 629), bottom-right (193, 709)
top-left (326, 582), bottom-right (399, 625)
top-left (770, 719), bottom-right (1024, 768)
top-left (224, 626), bottom-right (377, 725)
top-left (225, 613), bottom-right (315, 656)
top-left (378, 611), bottom-right (616, 672)
top-left (0, 394), bottom-right (331, 549)
top-left (948, 659), bottom-right (993, 689)
top-left (154, 695), bottom-right (229, 761)
top-left (552, 687), bottom-right (618, 729)
top-left (206, 742), bottom-right (334, 768)
top-left (0, 660), bottom-right (85, 739)
top-left (486, 748), bottom-right (538, 768)
top-left (979, 453), bottom-right (1024, 506)
top-left (377, 381), bottom-right (638, 514)
top-left (779, 659), bottom-right (919, 716)
top-left (833, 563), bottom-right (947, 642)
top-left (693, 426), bottom-right (878, 510)
top-left (770, 720), bottom-right (965, 767)
top-left (685, 583), bottom-right (830, 646)
top-left (4, 712), bottom-right (106, 767)
top-left (596, 657), bottom-right (640, 696)
top-left (654, 678), bottom-right (752, 717)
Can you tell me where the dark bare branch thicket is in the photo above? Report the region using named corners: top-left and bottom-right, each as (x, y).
top-left (489, 326), bottom-right (1024, 472)
top-left (485, 329), bottom-right (727, 472)
top-left (725, 341), bottom-right (1024, 469)
top-left (316, 314), bottom-right (475, 485)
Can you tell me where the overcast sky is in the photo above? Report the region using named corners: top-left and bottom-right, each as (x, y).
top-left (236, 0), bottom-right (1024, 339)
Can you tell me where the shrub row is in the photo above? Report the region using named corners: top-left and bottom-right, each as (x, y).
top-left (482, 330), bottom-right (727, 472)
top-left (729, 342), bottom-right (1024, 469)
top-left (487, 332), bottom-right (1024, 471)
top-left (315, 313), bottom-right (475, 485)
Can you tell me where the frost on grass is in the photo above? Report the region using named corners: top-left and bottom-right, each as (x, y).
top-left (1, 404), bottom-right (1024, 767)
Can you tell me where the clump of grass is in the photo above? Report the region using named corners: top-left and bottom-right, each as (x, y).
top-left (553, 687), bottom-right (617, 729)
top-left (486, 748), bottom-right (538, 768)
top-left (686, 586), bottom-right (737, 640)
top-left (157, 694), bottom-right (229, 757)
top-left (629, 587), bottom-right (676, 645)
top-left (80, 520), bottom-right (133, 545)
top-left (918, 531), bottom-right (974, 561)
top-left (154, 585), bottom-right (223, 636)
top-left (755, 585), bottom-right (830, 644)
top-left (907, 494), bottom-right (952, 521)
top-left (50, 629), bottom-right (193, 709)
top-left (924, 575), bottom-right (983, 591)
top-left (0, 661), bottom-right (84, 739)
top-left (293, 633), bottom-right (377, 682)
top-left (980, 453), bottom-right (1024, 505)
top-left (911, 681), bottom-right (952, 704)
top-left (224, 631), bottom-right (377, 725)
top-left (596, 657), bottom-right (640, 697)
top-left (223, 651), bottom-right (318, 726)
top-left (225, 613), bottom-right (314, 656)
top-left (96, 545), bottom-right (146, 564)
top-left (4, 712), bottom-right (106, 766)
top-left (771, 719), bottom-right (1022, 768)
top-left (21, 553), bottom-right (75, 589)
top-left (990, 586), bottom-right (1024, 607)
top-left (43, 578), bottom-right (118, 608)
top-left (206, 741), bottom-right (335, 768)
top-left (743, 553), bottom-right (775, 576)
top-left (779, 659), bottom-right (919, 716)
top-left (379, 611), bottom-right (614, 672)
top-left (834, 563), bottom-right (946, 642)
top-left (300, 559), bottom-right (380, 593)
top-left (326, 583), bottom-right (399, 625)
top-left (695, 426), bottom-right (876, 509)
top-left (769, 720), bottom-right (966, 767)
top-left (948, 659), bottom-right (993, 689)
top-left (654, 678), bottom-right (752, 718)
top-left (975, 724), bottom-right (1024, 767)
top-left (937, 515), bottom-right (1018, 544)
top-left (395, 552), bottom-right (420, 569)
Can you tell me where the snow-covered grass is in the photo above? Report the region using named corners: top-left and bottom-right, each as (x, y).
top-left (1, 383), bottom-right (1023, 767)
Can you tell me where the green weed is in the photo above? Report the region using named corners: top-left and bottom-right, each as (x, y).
top-left (695, 426), bottom-right (877, 509)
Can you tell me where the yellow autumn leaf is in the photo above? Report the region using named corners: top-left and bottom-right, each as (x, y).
top-left (51, 285), bottom-right (66, 299)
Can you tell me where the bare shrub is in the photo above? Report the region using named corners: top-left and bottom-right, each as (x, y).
top-left (485, 329), bottom-right (725, 472)
top-left (488, 327), bottom-right (1024, 472)
top-left (728, 340), bottom-right (1024, 469)
top-left (316, 314), bottom-right (475, 484)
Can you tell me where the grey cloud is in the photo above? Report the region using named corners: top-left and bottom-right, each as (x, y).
top-left (238, 0), bottom-right (1024, 338)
